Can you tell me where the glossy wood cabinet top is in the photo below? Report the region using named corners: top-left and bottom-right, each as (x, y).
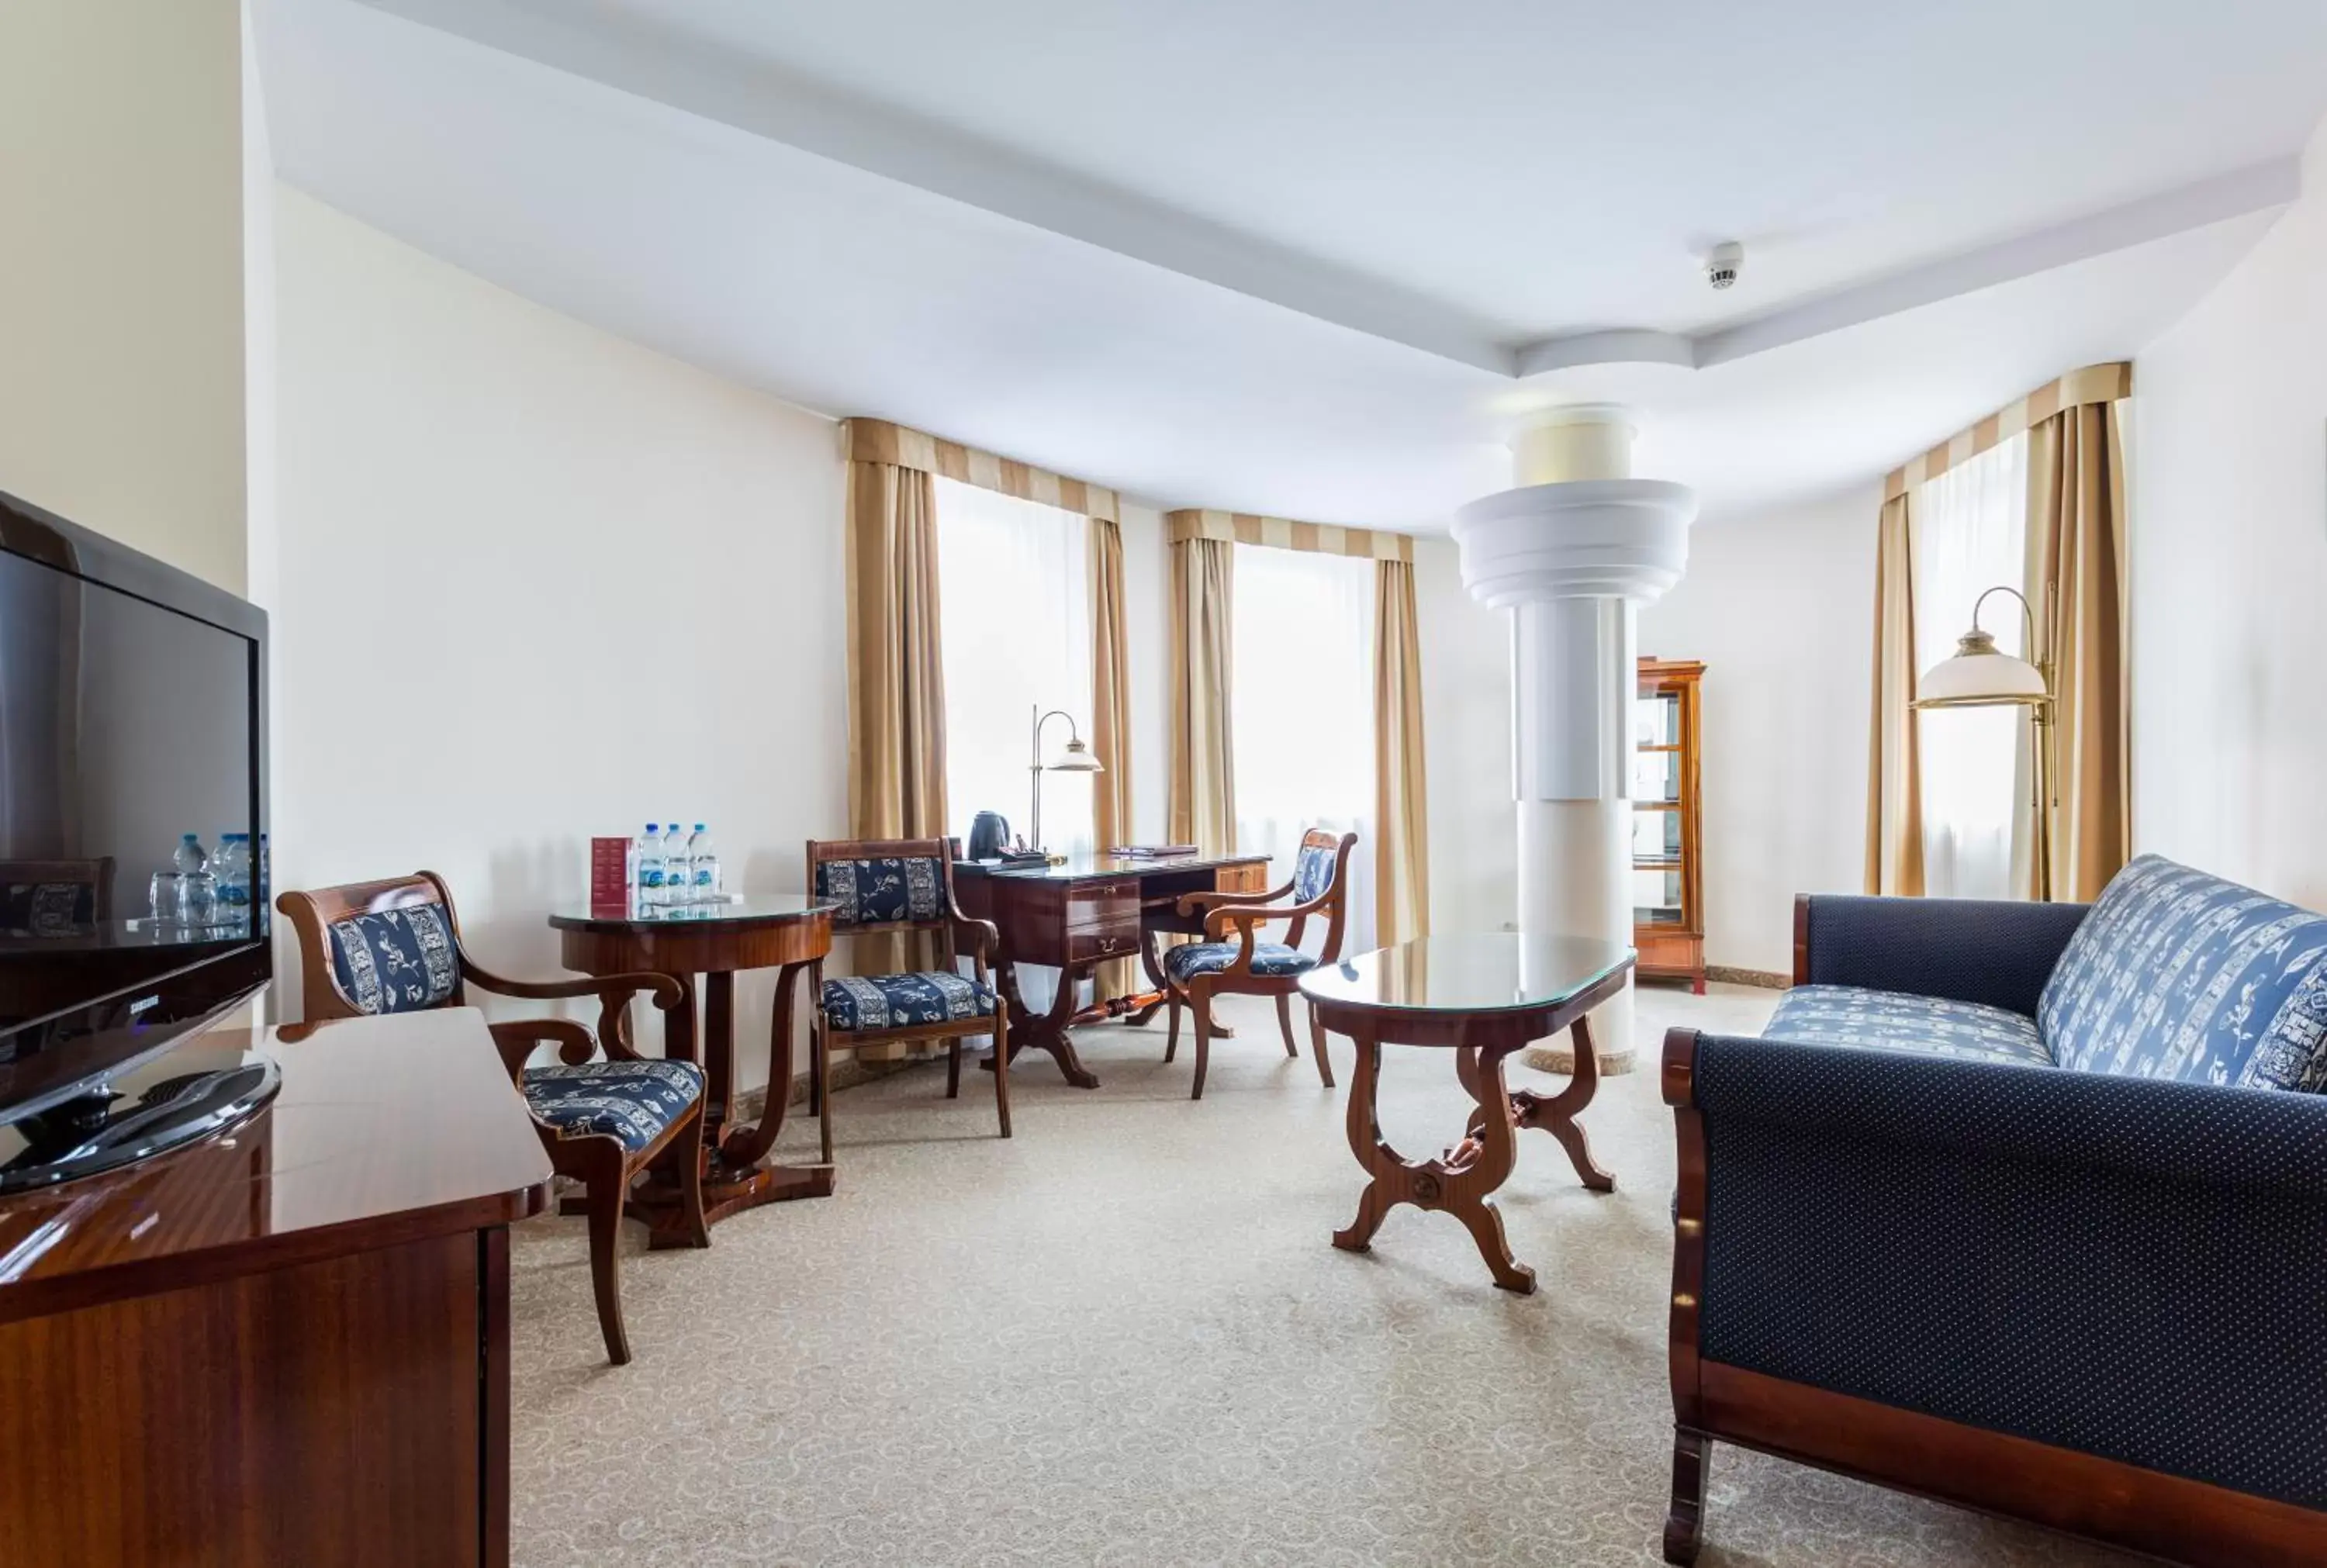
top-left (0, 1007), bottom-right (552, 1325)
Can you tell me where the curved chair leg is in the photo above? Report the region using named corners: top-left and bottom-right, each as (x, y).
top-left (946, 1038), bottom-right (963, 1099)
top-left (991, 1005), bottom-right (1012, 1138)
top-left (1308, 1002), bottom-right (1336, 1089)
top-left (1165, 995), bottom-right (1182, 1063)
top-left (1275, 995), bottom-right (1298, 1058)
top-left (579, 1140), bottom-right (633, 1366)
top-left (1191, 984), bottom-right (1215, 1100)
top-left (672, 1104), bottom-right (710, 1249)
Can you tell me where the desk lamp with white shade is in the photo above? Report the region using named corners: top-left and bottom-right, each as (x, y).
top-left (1914, 584), bottom-right (2056, 900)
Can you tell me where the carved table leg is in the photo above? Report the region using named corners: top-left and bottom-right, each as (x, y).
top-left (634, 958), bottom-right (835, 1249)
top-left (1508, 1014), bottom-right (1616, 1193)
top-left (994, 960), bottom-right (1101, 1089)
top-left (1333, 1034), bottom-right (1537, 1293)
top-left (1664, 1429), bottom-right (1710, 1564)
top-left (1124, 932), bottom-right (1169, 1026)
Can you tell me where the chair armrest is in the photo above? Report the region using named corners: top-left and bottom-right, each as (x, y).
top-left (487, 1016), bottom-right (596, 1082)
top-left (1795, 893), bottom-right (2089, 1015)
top-left (950, 913), bottom-right (999, 962)
top-left (1177, 880), bottom-right (1293, 917)
top-left (462, 960), bottom-right (685, 1011)
top-left (1665, 1027), bottom-right (2327, 1501)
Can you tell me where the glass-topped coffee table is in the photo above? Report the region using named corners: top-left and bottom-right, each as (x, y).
top-left (1298, 933), bottom-right (1636, 1293)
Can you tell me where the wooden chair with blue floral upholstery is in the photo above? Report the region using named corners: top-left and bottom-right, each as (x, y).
top-left (1162, 827), bottom-right (1357, 1100)
top-left (807, 837), bottom-right (1011, 1138)
top-left (277, 871), bottom-right (707, 1366)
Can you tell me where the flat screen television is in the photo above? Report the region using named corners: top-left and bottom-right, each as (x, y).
top-left (0, 488), bottom-right (272, 1181)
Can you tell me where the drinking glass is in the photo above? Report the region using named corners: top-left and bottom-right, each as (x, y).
top-left (149, 871), bottom-right (185, 927)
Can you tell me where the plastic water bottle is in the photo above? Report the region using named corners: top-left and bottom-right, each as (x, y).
top-left (686, 824), bottom-right (719, 903)
top-left (634, 823), bottom-right (666, 907)
top-left (662, 822), bottom-right (690, 904)
top-left (175, 834), bottom-right (218, 927)
top-left (213, 834), bottom-right (251, 917)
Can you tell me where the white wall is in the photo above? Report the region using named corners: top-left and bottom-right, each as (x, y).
top-left (271, 187), bottom-right (845, 1088)
top-left (1415, 537), bottom-right (1519, 935)
top-left (2131, 118), bottom-right (2327, 908)
top-left (0, 0), bottom-right (247, 592)
top-left (1640, 487), bottom-right (1877, 974)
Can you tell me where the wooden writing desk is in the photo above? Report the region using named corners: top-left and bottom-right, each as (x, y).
top-left (0, 1008), bottom-right (551, 1567)
top-left (954, 851), bottom-right (1268, 1086)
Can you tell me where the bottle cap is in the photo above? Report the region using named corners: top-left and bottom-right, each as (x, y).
top-left (694, 823), bottom-right (706, 831)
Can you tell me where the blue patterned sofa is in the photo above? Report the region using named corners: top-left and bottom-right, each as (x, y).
top-left (1661, 855), bottom-right (2327, 1567)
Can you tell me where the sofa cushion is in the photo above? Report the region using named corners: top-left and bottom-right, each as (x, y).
top-left (820, 971), bottom-right (996, 1031)
top-left (2038, 855), bottom-right (2327, 1090)
top-left (1765, 985), bottom-right (2052, 1068)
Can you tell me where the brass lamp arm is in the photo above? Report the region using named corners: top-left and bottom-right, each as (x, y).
top-left (1028, 706), bottom-right (1083, 854)
top-left (1970, 585), bottom-right (2042, 672)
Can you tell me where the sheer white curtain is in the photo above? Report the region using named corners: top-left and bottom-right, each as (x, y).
top-left (1230, 545), bottom-right (1376, 955)
top-left (933, 477), bottom-right (1094, 859)
top-left (1914, 432), bottom-right (2032, 900)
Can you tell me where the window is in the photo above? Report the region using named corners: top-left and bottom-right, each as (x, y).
top-left (1229, 544), bottom-right (1375, 954)
top-left (933, 478), bottom-right (1093, 859)
top-left (1914, 431), bottom-right (2031, 899)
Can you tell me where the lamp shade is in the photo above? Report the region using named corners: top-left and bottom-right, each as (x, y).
top-left (1917, 629), bottom-right (2048, 708)
top-left (1046, 737), bottom-right (1105, 772)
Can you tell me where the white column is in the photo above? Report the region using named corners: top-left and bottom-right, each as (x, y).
top-left (1454, 406), bottom-right (1696, 1074)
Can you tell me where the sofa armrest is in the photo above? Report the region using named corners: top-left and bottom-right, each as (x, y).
top-left (1795, 893), bottom-right (2089, 1015)
top-left (1665, 1027), bottom-right (2327, 1508)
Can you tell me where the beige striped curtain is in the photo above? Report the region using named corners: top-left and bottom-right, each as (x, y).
top-left (1373, 560), bottom-right (1430, 944)
top-left (1167, 537), bottom-right (1236, 855)
top-left (844, 457), bottom-right (949, 971)
top-left (1865, 492), bottom-right (1925, 894)
top-left (1090, 516), bottom-right (1137, 999)
top-left (2026, 401), bottom-right (2130, 900)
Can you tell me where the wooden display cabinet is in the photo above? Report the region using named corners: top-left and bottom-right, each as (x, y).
top-left (1633, 658), bottom-right (1706, 993)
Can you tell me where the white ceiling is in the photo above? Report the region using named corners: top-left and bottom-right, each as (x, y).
top-left (258, 0), bottom-right (2326, 527)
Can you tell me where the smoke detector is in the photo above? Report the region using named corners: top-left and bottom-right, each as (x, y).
top-left (1705, 241), bottom-right (1743, 291)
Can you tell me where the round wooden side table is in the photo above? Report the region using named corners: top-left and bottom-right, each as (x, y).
top-left (1299, 933), bottom-right (1636, 1293)
top-left (549, 895), bottom-right (833, 1246)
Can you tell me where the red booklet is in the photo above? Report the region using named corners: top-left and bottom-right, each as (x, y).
top-left (590, 837), bottom-right (630, 915)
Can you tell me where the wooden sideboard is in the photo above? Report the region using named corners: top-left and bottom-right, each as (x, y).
top-left (0, 1007), bottom-right (552, 1567)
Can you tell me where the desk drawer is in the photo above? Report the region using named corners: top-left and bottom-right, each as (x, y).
top-left (1066, 881), bottom-right (1139, 934)
top-left (1064, 926), bottom-right (1142, 964)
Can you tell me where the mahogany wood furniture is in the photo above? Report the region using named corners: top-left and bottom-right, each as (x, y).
top-left (1300, 934), bottom-right (1634, 1293)
top-left (1634, 658), bottom-right (1706, 993)
top-left (282, 872), bottom-right (706, 1365)
top-left (0, 1009), bottom-right (551, 1568)
top-left (807, 838), bottom-right (1011, 1138)
top-left (550, 893), bottom-right (837, 1234)
top-left (1157, 828), bottom-right (1355, 1100)
top-left (953, 849), bottom-right (1271, 1088)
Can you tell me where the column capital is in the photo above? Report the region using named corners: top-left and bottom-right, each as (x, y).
top-left (1451, 478), bottom-right (1696, 609)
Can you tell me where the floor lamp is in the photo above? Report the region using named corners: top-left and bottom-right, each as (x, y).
top-left (1915, 585), bottom-right (2056, 901)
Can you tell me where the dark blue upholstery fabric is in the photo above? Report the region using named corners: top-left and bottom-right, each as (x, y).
top-left (1801, 895), bottom-right (2090, 1017)
top-left (522, 1058), bottom-right (701, 1151)
top-left (814, 857), bottom-right (945, 927)
top-left (1293, 841), bottom-right (1337, 903)
top-left (820, 971), bottom-right (995, 1031)
top-left (1166, 941), bottom-right (1317, 981)
top-left (1765, 985), bottom-right (2051, 1067)
top-left (2039, 855), bottom-right (2327, 1089)
top-left (328, 904), bottom-right (458, 1014)
top-left (1689, 1032), bottom-right (2327, 1506)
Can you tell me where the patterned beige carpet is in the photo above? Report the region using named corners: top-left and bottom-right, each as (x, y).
top-left (508, 984), bottom-right (2135, 1567)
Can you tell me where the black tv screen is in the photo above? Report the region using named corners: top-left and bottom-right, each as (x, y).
top-left (0, 491), bottom-right (269, 1124)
